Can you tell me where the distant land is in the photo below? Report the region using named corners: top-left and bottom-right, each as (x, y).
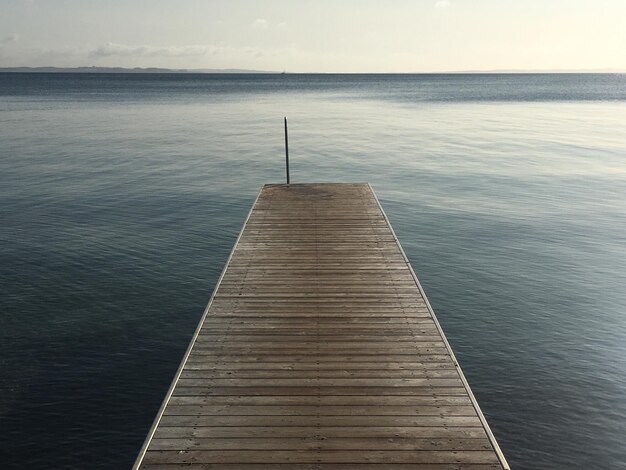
top-left (0, 66), bottom-right (624, 74)
top-left (0, 66), bottom-right (277, 74)
top-left (449, 68), bottom-right (626, 74)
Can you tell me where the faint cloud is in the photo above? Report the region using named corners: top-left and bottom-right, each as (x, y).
top-left (252, 18), bottom-right (269, 30)
top-left (89, 42), bottom-right (210, 58)
top-left (435, 0), bottom-right (450, 7)
top-left (26, 45), bottom-right (84, 65)
top-left (2, 33), bottom-right (19, 44)
top-left (243, 47), bottom-right (265, 58)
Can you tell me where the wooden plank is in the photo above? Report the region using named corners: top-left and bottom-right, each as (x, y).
top-left (148, 437), bottom-right (493, 451)
top-left (171, 387), bottom-right (471, 397)
top-left (197, 327), bottom-right (441, 333)
top-left (166, 396), bottom-right (472, 406)
top-left (152, 425), bottom-right (486, 439)
top-left (193, 336), bottom-right (446, 342)
top-left (139, 464), bottom-right (502, 470)
top-left (157, 415), bottom-right (484, 427)
top-left (179, 370), bottom-right (460, 379)
top-left (184, 355), bottom-right (454, 363)
top-left (161, 405), bottom-right (477, 416)
top-left (174, 378), bottom-right (463, 387)
top-left (133, 183), bottom-right (508, 470)
top-left (140, 464), bottom-right (501, 470)
top-left (141, 449), bottom-right (500, 464)
top-left (183, 362), bottom-right (456, 370)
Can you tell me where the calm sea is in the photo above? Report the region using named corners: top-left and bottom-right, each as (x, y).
top-left (1, 73), bottom-right (625, 469)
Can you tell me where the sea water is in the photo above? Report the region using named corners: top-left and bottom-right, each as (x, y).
top-left (1, 73), bottom-right (625, 469)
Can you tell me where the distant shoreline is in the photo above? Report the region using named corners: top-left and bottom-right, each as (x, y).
top-left (1, 66), bottom-right (624, 74)
top-left (0, 66), bottom-right (277, 74)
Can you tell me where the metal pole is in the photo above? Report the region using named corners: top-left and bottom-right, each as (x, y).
top-left (284, 117), bottom-right (290, 184)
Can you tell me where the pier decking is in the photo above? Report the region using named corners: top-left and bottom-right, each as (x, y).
top-left (134, 183), bottom-right (509, 469)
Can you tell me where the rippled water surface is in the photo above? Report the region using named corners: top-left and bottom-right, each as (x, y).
top-left (1, 73), bottom-right (625, 469)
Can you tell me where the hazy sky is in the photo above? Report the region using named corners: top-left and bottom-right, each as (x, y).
top-left (1, 0), bottom-right (625, 72)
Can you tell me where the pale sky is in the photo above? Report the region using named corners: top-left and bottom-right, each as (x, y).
top-left (1, 0), bottom-right (626, 72)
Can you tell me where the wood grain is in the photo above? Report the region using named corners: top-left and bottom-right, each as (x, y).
top-left (134, 183), bottom-right (507, 469)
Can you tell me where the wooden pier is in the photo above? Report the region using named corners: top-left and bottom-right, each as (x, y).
top-left (134, 183), bottom-right (509, 469)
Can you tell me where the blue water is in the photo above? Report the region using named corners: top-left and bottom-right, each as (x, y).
top-left (1, 73), bottom-right (625, 469)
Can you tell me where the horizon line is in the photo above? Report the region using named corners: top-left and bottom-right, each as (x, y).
top-left (1, 66), bottom-right (626, 74)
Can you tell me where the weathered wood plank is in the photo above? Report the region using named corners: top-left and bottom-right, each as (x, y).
top-left (179, 369), bottom-right (460, 379)
top-left (183, 362), bottom-right (456, 370)
top-left (148, 437), bottom-right (493, 451)
top-left (184, 355), bottom-right (454, 363)
top-left (133, 183), bottom-right (508, 470)
top-left (139, 464), bottom-right (501, 470)
top-left (161, 405), bottom-right (477, 417)
top-left (152, 425), bottom-right (486, 439)
top-left (166, 396), bottom-right (472, 406)
top-left (142, 449), bottom-right (500, 464)
top-left (157, 415), bottom-right (484, 427)
top-left (174, 378), bottom-right (464, 387)
top-left (171, 386), bottom-right (470, 397)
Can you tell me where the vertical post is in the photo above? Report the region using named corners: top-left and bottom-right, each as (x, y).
top-left (284, 116), bottom-right (290, 185)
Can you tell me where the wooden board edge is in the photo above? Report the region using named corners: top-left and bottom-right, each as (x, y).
top-left (132, 185), bottom-right (266, 469)
top-left (366, 182), bottom-right (510, 470)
